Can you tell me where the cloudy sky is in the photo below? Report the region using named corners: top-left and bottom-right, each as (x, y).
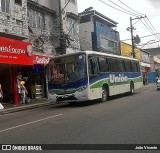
top-left (77, 0), bottom-right (160, 48)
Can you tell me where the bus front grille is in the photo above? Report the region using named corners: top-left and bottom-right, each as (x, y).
top-left (56, 96), bottom-right (78, 102)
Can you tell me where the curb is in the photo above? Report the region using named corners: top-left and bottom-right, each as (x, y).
top-left (0, 102), bottom-right (52, 115)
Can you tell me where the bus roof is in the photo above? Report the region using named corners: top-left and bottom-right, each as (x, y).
top-left (53, 51), bottom-right (139, 61)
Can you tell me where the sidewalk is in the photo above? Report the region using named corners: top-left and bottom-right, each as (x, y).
top-left (0, 98), bottom-right (52, 115)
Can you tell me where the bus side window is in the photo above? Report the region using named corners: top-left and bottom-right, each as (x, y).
top-left (136, 62), bottom-right (140, 72)
top-left (124, 60), bottom-right (132, 72)
top-left (131, 61), bottom-right (138, 72)
top-left (88, 57), bottom-right (98, 75)
top-left (118, 60), bottom-right (125, 72)
top-left (98, 57), bottom-right (109, 72)
top-left (109, 58), bottom-right (118, 72)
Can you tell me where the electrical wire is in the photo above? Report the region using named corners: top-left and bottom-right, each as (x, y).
top-left (98, 0), bottom-right (139, 17)
top-left (145, 17), bottom-right (160, 39)
top-left (141, 19), bottom-right (160, 40)
top-left (61, 0), bottom-right (71, 13)
top-left (117, 1), bottom-right (160, 40)
top-left (122, 33), bottom-right (160, 41)
top-left (106, 0), bottom-right (139, 16)
top-left (118, 0), bottom-right (144, 16)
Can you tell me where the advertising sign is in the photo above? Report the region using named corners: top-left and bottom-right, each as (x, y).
top-left (0, 37), bottom-right (33, 65)
top-left (0, 37), bottom-right (52, 65)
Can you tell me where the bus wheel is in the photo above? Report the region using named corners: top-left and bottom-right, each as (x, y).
top-left (101, 86), bottom-right (108, 102)
top-left (130, 83), bottom-right (135, 94)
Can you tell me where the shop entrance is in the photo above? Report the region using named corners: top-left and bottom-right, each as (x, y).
top-left (18, 65), bottom-right (46, 100)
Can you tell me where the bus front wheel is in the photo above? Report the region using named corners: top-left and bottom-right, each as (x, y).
top-left (101, 87), bottom-right (108, 102)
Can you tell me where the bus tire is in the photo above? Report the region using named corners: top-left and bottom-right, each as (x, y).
top-left (101, 86), bottom-right (108, 102)
top-left (130, 83), bottom-right (135, 95)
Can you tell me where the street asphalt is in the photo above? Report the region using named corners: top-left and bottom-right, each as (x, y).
top-left (0, 83), bottom-right (159, 153)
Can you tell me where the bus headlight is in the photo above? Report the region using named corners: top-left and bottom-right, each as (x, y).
top-left (78, 85), bottom-right (87, 92)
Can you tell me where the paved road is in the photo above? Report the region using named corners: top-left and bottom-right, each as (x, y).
top-left (0, 84), bottom-right (160, 153)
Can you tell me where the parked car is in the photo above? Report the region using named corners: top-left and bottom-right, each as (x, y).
top-left (156, 79), bottom-right (160, 90)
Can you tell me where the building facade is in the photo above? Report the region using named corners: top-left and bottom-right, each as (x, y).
top-left (145, 47), bottom-right (160, 71)
top-left (38, 0), bottom-right (80, 54)
top-left (120, 42), bottom-right (140, 60)
top-left (120, 42), bottom-right (152, 84)
top-left (0, 0), bottom-right (30, 104)
top-left (0, 0), bottom-right (57, 105)
top-left (145, 47), bottom-right (160, 82)
top-left (79, 10), bottom-right (120, 55)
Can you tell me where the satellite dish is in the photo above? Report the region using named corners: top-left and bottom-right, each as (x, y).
top-left (134, 35), bottom-right (141, 44)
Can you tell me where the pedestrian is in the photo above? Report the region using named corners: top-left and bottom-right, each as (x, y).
top-left (17, 73), bottom-right (22, 103)
top-left (20, 81), bottom-right (28, 104)
top-left (0, 83), bottom-right (3, 102)
top-left (0, 83), bottom-right (4, 110)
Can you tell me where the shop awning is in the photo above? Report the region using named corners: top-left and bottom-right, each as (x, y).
top-left (140, 62), bottom-right (150, 67)
top-left (154, 56), bottom-right (160, 64)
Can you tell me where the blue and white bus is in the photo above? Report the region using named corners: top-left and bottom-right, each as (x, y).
top-left (46, 51), bottom-right (143, 103)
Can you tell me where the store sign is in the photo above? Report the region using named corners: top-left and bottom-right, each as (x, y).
top-left (0, 37), bottom-right (33, 65)
top-left (0, 37), bottom-right (52, 66)
top-left (34, 56), bottom-right (50, 65)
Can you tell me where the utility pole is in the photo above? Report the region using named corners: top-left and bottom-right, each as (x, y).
top-left (58, 0), bottom-right (66, 55)
top-left (129, 15), bottom-right (146, 58)
top-left (130, 17), bottom-right (135, 58)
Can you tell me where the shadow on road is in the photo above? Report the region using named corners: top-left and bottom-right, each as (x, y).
top-left (49, 92), bottom-right (140, 109)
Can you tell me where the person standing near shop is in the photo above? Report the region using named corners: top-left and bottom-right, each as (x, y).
top-left (0, 83), bottom-right (4, 110)
top-left (0, 83), bottom-right (3, 101)
top-left (17, 73), bottom-right (22, 103)
top-left (20, 81), bottom-right (28, 104)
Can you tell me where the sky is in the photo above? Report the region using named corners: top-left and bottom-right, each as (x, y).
top-left (77, 0), bottom-right (160, 49)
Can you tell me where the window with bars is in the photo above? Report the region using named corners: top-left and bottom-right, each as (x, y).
top-left (28, 9), bottom-right (45, 30)
top-left (0, 0), bottom-right (10, 13)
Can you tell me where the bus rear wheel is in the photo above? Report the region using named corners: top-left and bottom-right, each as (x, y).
top-left (101, 86), bottom-right (108, 102)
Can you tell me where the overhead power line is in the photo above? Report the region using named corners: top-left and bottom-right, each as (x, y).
top-left (98, 0), bottom-right (139, 17)
top-left (118, 0), bottom-right (144, 16)
top-left (122, 33), bottom-right (160, 41)
top-left (140, 19), bottom-right (160, 41)
top-left (145, 17), bottom-right (160, 39)
top-left (106, 0), bottom-right (138, 16)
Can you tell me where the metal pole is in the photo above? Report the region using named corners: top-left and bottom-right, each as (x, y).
top-left (58, 0), bottom-right (65, 54)
top-left (130, 17), bottom-right (135, 58)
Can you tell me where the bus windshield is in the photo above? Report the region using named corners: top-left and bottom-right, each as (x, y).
top-left (48, 54), bottom-right (86, 84)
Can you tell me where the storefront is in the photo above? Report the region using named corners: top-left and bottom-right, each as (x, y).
top-left (140, 50), bottom-right (150, 85)
top-left (0, 37), bottom-right (51, 105)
